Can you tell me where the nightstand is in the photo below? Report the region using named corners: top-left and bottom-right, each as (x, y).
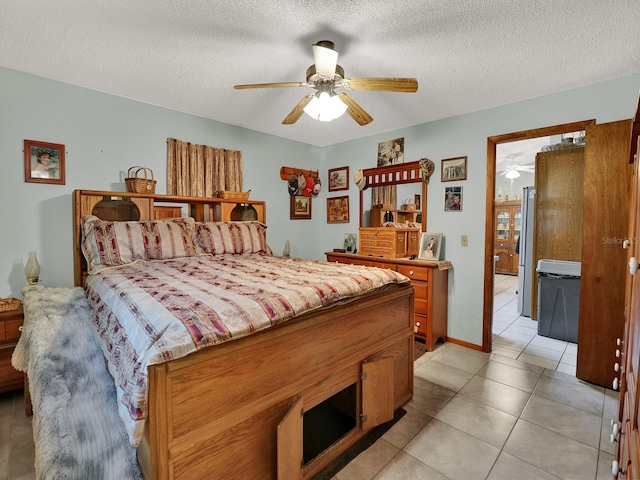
top-left (0, 304), bottom-right (24, 394)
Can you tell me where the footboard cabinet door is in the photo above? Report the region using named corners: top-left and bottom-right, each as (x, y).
top-left (277, 396), bottom-right (303, 480)
top-left (361, 356), bottom-right (394, 431)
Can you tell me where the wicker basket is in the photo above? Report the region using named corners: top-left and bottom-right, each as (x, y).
top-left (0, 297), bottom-right (20, 312)
top-left (215, 190), bottom-right (250, 200)
top-left (125, 166), bottom-right (156, 194)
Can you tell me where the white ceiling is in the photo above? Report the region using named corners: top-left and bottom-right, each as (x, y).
top-left (1, 1), bottom-right (639, 147)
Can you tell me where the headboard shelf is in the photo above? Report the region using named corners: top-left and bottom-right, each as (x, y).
top-left (73, 189), bottom-right (267, 285)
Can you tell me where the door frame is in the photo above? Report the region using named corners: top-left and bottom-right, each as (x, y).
top-left (482, 119), bottom-right (596, 353)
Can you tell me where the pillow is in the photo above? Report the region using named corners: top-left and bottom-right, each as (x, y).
top-left (195, 221), bottom-right (270, 255)
top-left (81, 215), bottom-right (201, 273)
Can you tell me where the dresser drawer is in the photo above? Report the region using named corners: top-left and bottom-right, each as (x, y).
top-left (397, 265), bottom-right (429, 282)
top-left (412, 282), bottom-right (427, 300)
top-left (5, 319), bottom-right (22, 341)
top-left (415, 298), bottom-right (427, 315)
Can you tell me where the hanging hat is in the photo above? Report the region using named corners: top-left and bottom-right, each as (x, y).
top-left (302, 175), bottom-right (315, 197)
top-left (354, 169), bottom-right (367, 190)
top-left (288, 173), bottom-right (298, 195)
top-left (311, 174), bottom-right (321, 195)
top-left (296, 173), bottom-right (306, 194)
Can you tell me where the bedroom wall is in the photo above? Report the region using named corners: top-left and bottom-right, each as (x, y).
top-left (1, 64), bottom-right (639, 348)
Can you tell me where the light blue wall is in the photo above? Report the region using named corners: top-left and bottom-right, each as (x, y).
top-left (2, 65), bottom-right (639, 347)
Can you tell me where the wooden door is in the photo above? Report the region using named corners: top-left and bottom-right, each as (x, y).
top-left (277, 396), bottom-right (303, 480)
top-left (361, 356), bottom-right (394, 432)
top-left (577, 120), bottom-right (632, 387)
top-left (531, 147), bottom-right (585, 319)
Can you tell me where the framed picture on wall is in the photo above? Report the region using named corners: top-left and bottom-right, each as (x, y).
top-left (441, 156), bottom-right (467, 182)
top-left (327, 196), bottom-right (349, 223)
top-left (444, 186), bottom-right (463, 212)
top-left (24, 139), bottom-right (66, 185)
top-left (328, 166), bottom-right (349, 191)
top-left (377, 137), bottom-right (404, 166)
top-left (419, 233), bottom-right (443, 261)
top-left (290, 195), bottom-right (311, 220)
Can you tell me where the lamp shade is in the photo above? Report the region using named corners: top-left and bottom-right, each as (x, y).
top-left (312, 43), bottom-right (338, 78)
top-left (303, 92), bottom-right (348, 122)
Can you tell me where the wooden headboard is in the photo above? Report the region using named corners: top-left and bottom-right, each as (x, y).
top-left (72, 189), bottom-right (266, 286)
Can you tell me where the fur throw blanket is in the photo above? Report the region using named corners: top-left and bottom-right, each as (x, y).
top-left (12, 287), bottom-right (142, 480)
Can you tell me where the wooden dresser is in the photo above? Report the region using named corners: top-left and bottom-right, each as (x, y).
top-left (0, 304), bottom-right (24, 393)
top-left (326, 252), bottom-right (449, 351)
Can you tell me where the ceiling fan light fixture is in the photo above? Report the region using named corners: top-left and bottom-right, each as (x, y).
top-left (312, 42), bottom-right (338, 79)
top-left (505, 169), bottom-right (521, 179)
top-left (303, 91), bottom-right (347, 122)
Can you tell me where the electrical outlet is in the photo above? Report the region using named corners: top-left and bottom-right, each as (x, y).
top-left (461, 234), bottom-right (468, 246)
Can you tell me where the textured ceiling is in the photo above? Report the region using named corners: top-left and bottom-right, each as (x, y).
top-left (1, 1), bottom-right (639, 147)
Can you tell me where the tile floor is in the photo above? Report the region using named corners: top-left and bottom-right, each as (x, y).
top-left (0, 275), bottom-right (619, 479)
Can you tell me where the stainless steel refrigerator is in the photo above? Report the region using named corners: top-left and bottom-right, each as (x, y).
top-left (517, 186), bottom-right (536, 317)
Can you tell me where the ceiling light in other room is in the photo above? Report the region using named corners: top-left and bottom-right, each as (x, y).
top-left (303, 92), bottom-right (348, 122)
top-left (505, 169), bottom-right (521, 179)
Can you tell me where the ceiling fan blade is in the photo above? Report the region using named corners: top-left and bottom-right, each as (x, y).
top-left (337, 93), bottom-right (373, 126)
top-left (343, 77), bottom-right (418, 93)
top-left (234, 82), bottom-right (306, 90)
top-left (282, 95), bottom-right (314, 125)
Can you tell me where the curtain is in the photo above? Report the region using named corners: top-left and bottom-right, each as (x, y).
top-left (371, 185), bottom-right (397, 209)
top-left (167, 138), bottom-right (243, 197)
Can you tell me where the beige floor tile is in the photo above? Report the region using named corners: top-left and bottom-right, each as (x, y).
top-left (413, 359), bottom-right (474, 393)
top-left (458, 375), bottom-right (531, 417)
top-left (487, 452), bottom-right (562, 480)
top-left (517, 352), bottom-right (559, 370)
top-left (403, 377), bottom-right (455, 417)
top-left (372, 451), bottom-right (448, 480)
top-left (504, 419), bottom-right (599, 480)
top-left (477, 360), bottom-right (543, 393)
top-left (434, 394), bottom-right (518, 448)
top-left (521, 394), bottom-right (602, 448)
top-left (334, 438), bottom-right (398, 480)
top-left (429, 346), bottom-right (490, 375)
top-left (404, 418), bottom-right (500, 480)
top-left (381, 408), bottom-right (431, 449)
top-left (533, 374), bottom-right (605, 416)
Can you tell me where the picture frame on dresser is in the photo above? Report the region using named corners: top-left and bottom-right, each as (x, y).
top-left (24, 139), bottom-right (66, 185)
top-left (419, 233), bottom-right (443, 261)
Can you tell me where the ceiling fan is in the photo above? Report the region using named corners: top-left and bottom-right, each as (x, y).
top-left (499, 164), bottom-right (535, 179)
top-left (233, 40), bottom-right (418, 126)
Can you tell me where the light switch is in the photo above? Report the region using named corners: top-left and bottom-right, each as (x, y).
top-left (461, 234), bottom-right (468, 246)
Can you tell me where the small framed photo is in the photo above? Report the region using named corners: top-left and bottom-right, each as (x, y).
top-left (328, 166), bottom-right (349, 191)
top-left (377, 137), bottom-right (404, 166)
top-left (444, 186), bottom-right (463, 212)
top-left (327, 195), bottom-right (349, 223)
top-left (419, 233), bottom-right (443, 261)
top-left (343, 233), bottom-right (357, 253)
top-left (24, 139), bottom-right (66, 185)
top-left (441, 156), bottom-right (467, 182)
top-left (290, 195), bottom-right (311, 220)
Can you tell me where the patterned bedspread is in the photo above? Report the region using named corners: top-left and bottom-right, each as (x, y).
top-left (84, 253), bottom-right (410, 446)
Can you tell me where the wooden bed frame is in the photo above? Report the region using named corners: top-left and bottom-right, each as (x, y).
top-left (72, 189), bottom-right (414, 480)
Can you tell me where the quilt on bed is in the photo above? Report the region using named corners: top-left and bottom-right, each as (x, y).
top-left (84, 253), bottom-right (410, 446)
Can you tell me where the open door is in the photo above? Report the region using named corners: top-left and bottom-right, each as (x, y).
top-left (277, 396), bottom-right (303, 480)
top-left (361, 356), bottom-right (394, 431)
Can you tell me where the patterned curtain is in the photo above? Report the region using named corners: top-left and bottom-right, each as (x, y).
top-left (371, 185), bottom-right (397, 209)
top-left (167, 138), bottom-right (243, 197)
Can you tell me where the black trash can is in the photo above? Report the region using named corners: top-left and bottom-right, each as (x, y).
top-left (536, 259), bottom-right (581, 343)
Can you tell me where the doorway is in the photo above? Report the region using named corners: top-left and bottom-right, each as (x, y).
top-left (482, 120), bottom-right (595, 353)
